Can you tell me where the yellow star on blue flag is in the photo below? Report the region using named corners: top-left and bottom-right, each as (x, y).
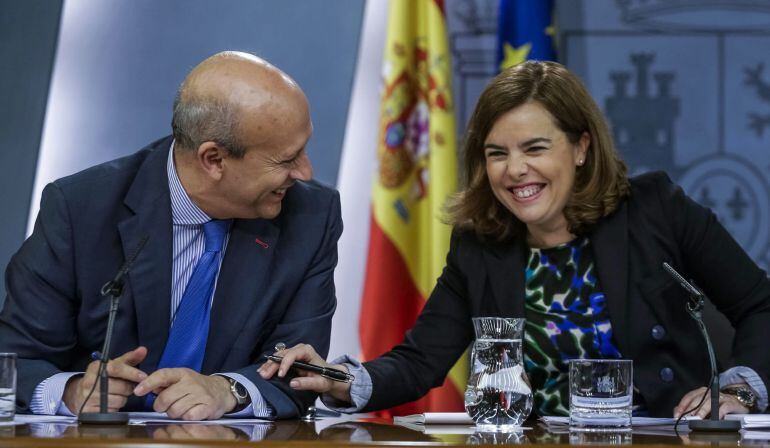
top-left (497, 0), bottom-right (555, 72)
top-left (500, 42), bottom-right (531, 71)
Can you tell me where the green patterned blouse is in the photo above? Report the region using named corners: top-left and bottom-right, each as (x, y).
top-left (524, 237), bottom-right (622, 416)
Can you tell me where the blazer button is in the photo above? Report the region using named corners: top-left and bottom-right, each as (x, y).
top-left (660, 367), bottom-right (674, 383)
top-left (651, 325), bottom-right (666, 340)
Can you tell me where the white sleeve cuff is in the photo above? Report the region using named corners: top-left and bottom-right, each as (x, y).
top-left (214, 372), bottom-right (274, 418)
top-left (720, 366), bottom-right (768, 411)
top-left (30, 372), bottom-right (83, 416)
top-left (320, 355), bottom-right (372, 413)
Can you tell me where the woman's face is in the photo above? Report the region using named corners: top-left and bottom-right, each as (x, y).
top-left (484, 101), bottom-right (589, 239)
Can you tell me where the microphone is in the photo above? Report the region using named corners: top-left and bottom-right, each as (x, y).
top-left (79, 236), bottom-right (149, 425)
top-left (100, 236), bottom-right (149, 298)
top-left (662, 262), bottom-right (740, 432)
top-left (662, 262), bottom-right (704, 299)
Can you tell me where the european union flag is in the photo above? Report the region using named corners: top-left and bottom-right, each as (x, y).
top-left (497, 0), bottom-right (555, 71)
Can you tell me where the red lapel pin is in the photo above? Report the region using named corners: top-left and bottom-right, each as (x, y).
top-left (255, 238), bottom-right (269, 249)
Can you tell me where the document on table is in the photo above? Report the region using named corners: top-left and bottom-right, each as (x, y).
top-left (394, 412), bottom-right (534, 434)
top-left (724, 414), bottom-right (770, 440)
top-left (726, 413), bottom-right (770, 429)
top-left (541, 415), bottom-right (700, 428)
top-left (393, 412), bottom-right (474, 425)
top-left (14, 412), bottom-right (271, 425)
top-left (128, 412), bottom-right (272, 424)
top-left (14, 414), bottom-right (76, 424)
top-left (393, 413), bottom-right (475, 434)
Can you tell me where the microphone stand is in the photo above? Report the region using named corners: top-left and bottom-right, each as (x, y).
top-left (79, 236), bottom-right (148, 425)
top-left (662, 263), bottom-right (740, 432)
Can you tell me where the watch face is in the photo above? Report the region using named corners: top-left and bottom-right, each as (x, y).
top-left (726, 387), bottom-right (757, 409)
top-left (234, 382), bottom-right (248, 400)
top-left (737, 389), bottom-right (756, 406)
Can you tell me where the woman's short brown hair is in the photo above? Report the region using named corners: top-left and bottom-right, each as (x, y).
top-left (447, 61), bottom-right (630, 241)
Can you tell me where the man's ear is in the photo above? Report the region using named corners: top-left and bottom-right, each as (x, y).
top-left (197, 141), bottom-right (226, 180)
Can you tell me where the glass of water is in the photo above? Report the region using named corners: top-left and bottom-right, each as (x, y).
top-left (464, 317), bottom-right (533, 433)
top-left (0, 354), bottom-right (16, 422)
top-left (569, 430), bottom-right (632, 445)
top-left (569, 359), bottom-right (632, 431)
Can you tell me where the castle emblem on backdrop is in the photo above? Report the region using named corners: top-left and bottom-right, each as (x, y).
top-left (605, 53), bottom-right (679, 175)
top-left (576, 0), bottom-right (770, 267)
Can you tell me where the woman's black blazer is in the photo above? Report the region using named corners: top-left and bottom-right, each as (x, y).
top-left (361, 171), bottom-right (770, 417)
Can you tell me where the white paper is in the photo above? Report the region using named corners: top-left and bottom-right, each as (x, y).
top-left (127, 412), bottom-right (272, 425)
top-left (14, 414), bottom-right (77, 424)
top-left (393, 412), bottom-right (474, 425)
top-left (742, 430), bottom-right (770, 441)
top-left (14, 412), bottom-right (271, 425)
top-left (541, 415), bottom-right (700, 428)
top-left (726, 413), bottom-right (770, 429)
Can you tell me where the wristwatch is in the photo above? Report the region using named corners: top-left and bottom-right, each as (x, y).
top-left (227, 377), bottom-right (250, 410)
top-left (722, 385), bottom-right (758, 412)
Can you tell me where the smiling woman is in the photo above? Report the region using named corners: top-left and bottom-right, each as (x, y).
top-left (481, 103), bottom-right (589, 248)
top-left (448, 61), bottom-right (628, 246)
top-left (260, 61), bottom-right (770, 420)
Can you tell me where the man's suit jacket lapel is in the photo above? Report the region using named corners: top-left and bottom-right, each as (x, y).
top-left (590, 202), bottom-right (630, 355)
top-left (118, 140), bottom-right (174, 373)
top-left (482, 238), bottom-right (527, 317)
top-left (202, 218), bottom-right (279, 372)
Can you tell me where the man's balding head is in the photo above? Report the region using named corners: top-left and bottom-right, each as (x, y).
top-left (171, 52), bottom-right (314, 220)
top-left (172, 51), bottom-right (309, 157)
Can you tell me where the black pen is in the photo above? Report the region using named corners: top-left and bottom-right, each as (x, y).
top-left (265, 354), bottom-right (355, 383)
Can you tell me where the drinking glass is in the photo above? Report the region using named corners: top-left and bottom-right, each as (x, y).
top-left (569, 359), bottom-right (632, 431)
top-left (0, 354), bottom-right (16, 422)
top-left (569, 430), bottom-right (632, 445)
top-left (464, 317), bottom-right (533, 432)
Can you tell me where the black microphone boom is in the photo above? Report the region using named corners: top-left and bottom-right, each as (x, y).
top-left (79, 236), bottom-right (149, 425)
top-left (100, 236), bottom-right (149, 298)
top-left (662, 262), bottom-right (740, 432)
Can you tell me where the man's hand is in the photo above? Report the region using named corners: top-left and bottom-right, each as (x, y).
top-left (674, 386), bottom-right (749, 419)
top-left (257, 343), bottom-right (353, 404)
top-left (133, 368), bottom-right (236, 420)
top-left (63, 346), bottom-right (148, 414)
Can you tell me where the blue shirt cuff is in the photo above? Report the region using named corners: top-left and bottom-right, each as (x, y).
top-left (214, 372), bottom-right (274, 418)
top-left (720, 366), bottom-right (768, 411)
top-left (319, 355), bottom-right (371, 413)
top-left (31, 372), bottom-right (83, 416)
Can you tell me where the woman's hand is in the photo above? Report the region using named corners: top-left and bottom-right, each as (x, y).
top-left (673, 386), bottom-right (749, 419)
top-left (257, 343), bottom-right (353, 404)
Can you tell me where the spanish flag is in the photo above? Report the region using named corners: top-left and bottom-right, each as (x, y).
top-left (358, 0), bottom-right (466, 416)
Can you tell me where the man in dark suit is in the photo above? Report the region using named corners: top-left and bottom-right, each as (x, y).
top-left (0, 51), bottom-right (341, 420)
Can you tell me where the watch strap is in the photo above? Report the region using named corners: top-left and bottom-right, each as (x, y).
top-left (213, 374), bottom-right (251, 413)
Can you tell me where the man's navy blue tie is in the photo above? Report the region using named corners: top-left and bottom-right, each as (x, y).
top-left (146, 219), bottom-right (229, 408)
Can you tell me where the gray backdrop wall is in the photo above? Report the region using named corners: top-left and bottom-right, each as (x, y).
top-left (0, 0), bottom-right (63, 306)
top-left (0, 0), bottom-right (365, 304)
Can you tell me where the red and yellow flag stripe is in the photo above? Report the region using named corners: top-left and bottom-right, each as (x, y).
top-left (359, 0), bottom-right (467, 417)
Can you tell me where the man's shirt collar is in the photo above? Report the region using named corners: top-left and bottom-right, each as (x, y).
top-left (167, 141), bottom-right (211, 225)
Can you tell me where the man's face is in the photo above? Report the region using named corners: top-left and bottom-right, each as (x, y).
top-left (217, 104), bottom-right (313, 220)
